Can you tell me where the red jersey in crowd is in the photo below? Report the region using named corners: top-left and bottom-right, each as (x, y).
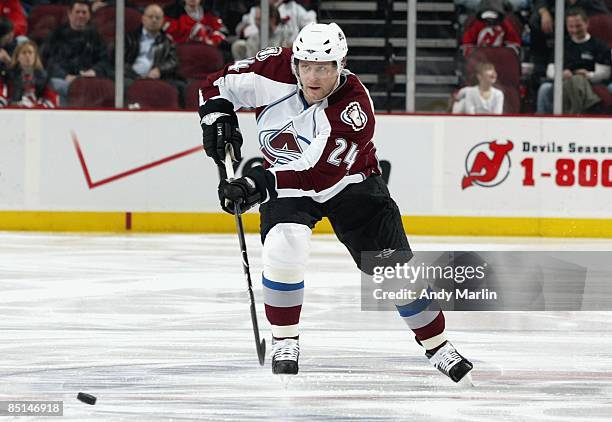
top-left (0, 0), bottom-right (27, 37)
top-left (0, 71), bottom-right (59, 108)
top-left (462, 17), bottom-right (521, 56)
top-left (166, 11), bottom-right (225, 46)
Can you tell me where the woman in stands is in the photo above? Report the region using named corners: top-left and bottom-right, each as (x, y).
top-left (0, 40), bottom-right (58, 108)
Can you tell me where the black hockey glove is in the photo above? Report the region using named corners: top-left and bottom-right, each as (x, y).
top-left (218, 166), bottom-right (271, 214)
top-left (199, 98), bottom-right (243, 165)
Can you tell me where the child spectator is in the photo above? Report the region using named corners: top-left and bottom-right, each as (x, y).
top-left (461, 0), bottom-right (521, 56)
top-left (452, 61), bottom-right (505, 114)
top-left (0, 40), bottom-right (58, 108)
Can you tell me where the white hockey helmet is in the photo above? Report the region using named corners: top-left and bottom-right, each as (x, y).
top-left (292, 22), bottom-right (348, 72)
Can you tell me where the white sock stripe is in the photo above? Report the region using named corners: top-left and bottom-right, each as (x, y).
top-left (263, 268), bottom-right (305, 283)
top-left (420, 333), bottom-right (447, 351)
top-left (271, 324), bottom-right (299, 338)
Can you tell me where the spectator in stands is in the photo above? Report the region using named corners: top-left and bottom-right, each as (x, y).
top-left (43, 0), bottom-right (111, 105)
top-left (0, 17), bottom-right (16, 74)
top-left (231, 4), bottom-right (296, 60)
top-left (165, 0), bottom-right (226, 46)
top-left (124, 4), bottom-right (184, 105)
top-left (235, 0), bottom-right (316, 41)
top-left (536, 7), bottom-right (611, 114)
top-left (461, 0), bottom-right (521, 56)
top-left (529, 0), bottom-right (609, 75)
top-left (0, 40), bottom-right (58, 108)
top-left (452, 61), bottom-right (505, 114)
top-left (0, 0), bottom-right (27, 39)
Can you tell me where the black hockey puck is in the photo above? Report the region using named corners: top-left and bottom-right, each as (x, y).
top-left (77, 392), bottom-right (97, 405)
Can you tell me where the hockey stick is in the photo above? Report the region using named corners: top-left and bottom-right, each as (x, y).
top-left (222, 147), bottom-right (266, 366)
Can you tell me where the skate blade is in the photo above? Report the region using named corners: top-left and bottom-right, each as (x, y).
top-left (277, 374), bottom-right (296, 388)
top-left (456, 371), bottom-right (474, 388)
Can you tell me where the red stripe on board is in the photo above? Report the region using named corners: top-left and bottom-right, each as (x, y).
top-left (72, 131), bottom-right (94, 189)
top-left (126, 212), bottom-right (132, 230)
top-left (71, 132), bottom-right (203, 189)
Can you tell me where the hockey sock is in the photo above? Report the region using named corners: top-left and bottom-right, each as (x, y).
top-left (262, 274), bottom-right (303, 339)
top-left (395, 286), bottom-right (447, 351)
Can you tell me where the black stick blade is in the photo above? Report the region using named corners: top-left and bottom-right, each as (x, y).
top-left (257, 339), bottom-right (266, 366)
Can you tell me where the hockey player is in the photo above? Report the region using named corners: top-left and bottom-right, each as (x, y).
top-left (198, 22), bottom-right (473, 383)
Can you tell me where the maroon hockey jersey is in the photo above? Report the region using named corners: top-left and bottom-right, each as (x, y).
top-left (199, 47), bottom-right (381, 203)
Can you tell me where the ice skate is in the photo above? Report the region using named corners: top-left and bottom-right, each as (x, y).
top-left (425, 341), bottom-right (473, 384)
top-left (271, 338), bottom-right (299, 377)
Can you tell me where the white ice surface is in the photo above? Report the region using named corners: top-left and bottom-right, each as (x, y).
top-left (1, 232), bottom-right (612, 421)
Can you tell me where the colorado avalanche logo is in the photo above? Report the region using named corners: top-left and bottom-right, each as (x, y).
top-left (341, 101), bottom-right (367, 131)
top-left (256, 47), bottom-right (282, 61)
top-left (259, 122), bottom-right (309, 165)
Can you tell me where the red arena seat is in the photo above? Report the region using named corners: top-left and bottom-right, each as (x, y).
top-left (592, 85), bottom-right (612, 113)
top-left (126, 79), bottom-right (179, 110)
top-left (28, 4), bottom-right (69, 44)
top-left (67, 77), bottom-right (115, 108)
top-left (91, 6), bottom-right (142, 47)
top-left (176, 43), bottom-right (225, 80)
top-left (588, 15), bottom-right (612, 49)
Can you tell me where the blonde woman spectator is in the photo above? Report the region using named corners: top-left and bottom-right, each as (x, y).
top-left (452, 61), bottom-right (504, 114)
top-left (0, 40), bottom-right (58, 108)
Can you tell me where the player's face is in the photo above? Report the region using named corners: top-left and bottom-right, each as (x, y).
top-left (68, 4), bottom-right (91, 31)
top-left (17, 45), bottom-right (36, 69)
top-left (566, 15), bottom-right (588, 40)
top-left (297, 60), bottom-right (338, 104)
